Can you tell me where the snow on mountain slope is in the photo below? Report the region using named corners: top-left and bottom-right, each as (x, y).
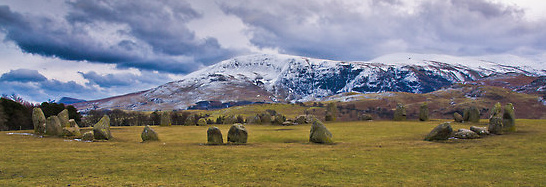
top-left (73, 53), bottom-right (546, 111)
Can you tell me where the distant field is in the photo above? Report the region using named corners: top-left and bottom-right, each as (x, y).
top-left (1, 119), bottom-right (545, 186)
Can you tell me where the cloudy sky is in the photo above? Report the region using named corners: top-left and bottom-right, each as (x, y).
top-left (1, 0), bottom-right (545, 103)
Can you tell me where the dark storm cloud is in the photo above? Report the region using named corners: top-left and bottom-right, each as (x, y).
top-left (78, 71), bottom-right (172, 88)
top-left (0, 69), bottom-right (47, 82)
top-left (220, 0), bottom-right (546, 60)
top-left (0, 68), bottom-right (96, 102)
top-left (0, 0), bottom-right (240, 74)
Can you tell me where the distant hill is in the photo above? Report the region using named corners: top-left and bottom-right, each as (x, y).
top-left (57, 97), bottom-right (86, 105)
top-left (73, 53), bottom-right (546, 113)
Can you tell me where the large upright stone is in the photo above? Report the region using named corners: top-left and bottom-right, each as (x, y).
top-left (488, 116), bottom-right (503, 135)
top-left (453, 112), bottom-right (464, 123)
top-left (489, 102), bottom-right (502, 119)
top-left (68, 119), bottom-right (78, 127)
top-left (466, 106), bottom-right (480, 123)
top-left (32, 108), bottom-right (47, 135)
top-left (160, 111), bottom-right (171, 126)
top-left (207, 126), bottom-right (223, 145)
top-left (393, 103), bottom-right (407, 121)
top-left (295, 115), bottom-right (308, 124)
top-left (503, 103), bottom-right (516, 132)
top-left (309, 119), bottom-right (333, 144)
top-left (272, 114), bottom-right (286, 125)
top-left (424, 122), bottom-right (453, 141)
top-left (57, 109), bottom-right (70, 127)
top-left (141, 125), bottom-right (159, 142)
top-left (419, 102), bottom-right (429, 121)
top-left (259, 113), bottom-right (271, 124)
top-left (227, 124), bottom-right (248, 144)
top-left (93, 115), bottom-right (112, 140)
top-left (45, 116), bottom-right (62, 136)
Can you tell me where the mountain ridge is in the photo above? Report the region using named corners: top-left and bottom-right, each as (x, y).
top-left (73, 53), bottom-right (546, 111)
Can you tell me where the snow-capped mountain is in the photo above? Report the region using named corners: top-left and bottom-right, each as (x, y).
top-left (73, 53), bottom-right (546, 111)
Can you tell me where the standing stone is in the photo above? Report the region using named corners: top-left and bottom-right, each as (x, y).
top-left (295, 115), bottom-right (308, 124)
top-left (503, 103), bottom-right (516, 132)
top-left (93, 115), bottom-right (112, 140)
top-left (45, 116), bottom-right (62, 136)
top-left (488, 116), bottom-right (503, 135)
top-left (272, 114), bottom-right (286, 125)
top-left (141, 125), bottom-right (159, 142)
top-left (453, 129), bottom-right (480, 139)
top-left (57, 109), bottom-right (70, 127)
top-left (207, 126), bottom-right (223, 145)
top-left (467, 106), bottom-right (480, 123)
top-left (359, 114), bottom-right (373, 121)
top-left (68, 119), bottom-right (78, 127)
top-left (160, 111), bottom-right (171, 126)
top-left (82, 131), bottom-right (94, 141)
top-left (489, 102), bottom-right (502, 119)
top-left (453, 112), bottom-right (464, 123)
top-left (62, 126), bottom-right (82, 138)
top-left (197, 118), bottom-right (207, 126)
top-left (259, 113), bottom-right (271, 124)
top-left (227, 124), bottom-right (248, 144)
top-left (309, 119), bottom-right (333, 144)
top-left (32, 108), bottom-right (47, 135)
top-left (247, 115), bottom-right (261, 124)
top-left (185, 114), bottom-right (196, 126)
top-left (419, 103), bottom-right (429, 121)
top-left (393, 103), bottom-right (407, 121)
top-left (470, 126), bottom-right (490, 136)
top-left (424, 122), bottom-right (453, 141)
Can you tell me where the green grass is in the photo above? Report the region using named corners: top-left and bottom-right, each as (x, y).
top-left (1, 119), bottom-right (545, 186)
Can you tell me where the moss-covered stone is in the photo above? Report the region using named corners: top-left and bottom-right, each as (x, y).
top-left (81, 131), bottom-right (94, 141)
top-left (197, 118), bottom-right (207, 126)
top-left (246, 115), bottom-right (261, 124)
top-left (466, 106), bottom-right (480, 123)
top-left (93, 115), bottom-right (112, 140)
top-left (470, 126), bottom-right (490, 136)
top-left (294, 115), bottom-right (308, 124)
top-left (272, 114), bottom-right (286, 125)
top-left (393, 103), bottom-right (407, 121)
top-left (57, 109), bottom-right (70, 127)
top-left (160, 111), bottom-right (171, 126)
top-left (222, 115), bottom-right (237, 125)
top-left (453, 112), bottom-right (464, 123)
top-left (141, 125), bottom-right (159, 142)
top-left (45, 116), bottom-right (62, 136)
top-left (68, 119), bottom-right (78, 127)
top-left (32, 108), bottom-right (46, 135)
top-left (62, 126), bottom-right (82, 138)
top-left (259, 113), bottom-right (271, 124)
top-left (489, 102), bottom-right (502, 119)
top-left (424, 122), bottom-right (453, 141)
top-left (503, 103), bottom-right (516, 132)
top-left (419, 102), bottom-right (429, 121)
top-left (207, 126), bottom-right (223, 145)
top-left (453, 129), bottom-right (480, 139)
top-left (488, 116), bottom-right (503, 135)
top-left (227, 124), bottom-right (248, 144)
top-left (309, 119), bottom-right (333, 144)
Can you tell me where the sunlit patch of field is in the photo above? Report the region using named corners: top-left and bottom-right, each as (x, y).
top-left (1, 119), bottom-right (545, 186)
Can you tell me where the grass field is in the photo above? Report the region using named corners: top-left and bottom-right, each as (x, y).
top-left (1, 119), bottom-right (545, 186)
